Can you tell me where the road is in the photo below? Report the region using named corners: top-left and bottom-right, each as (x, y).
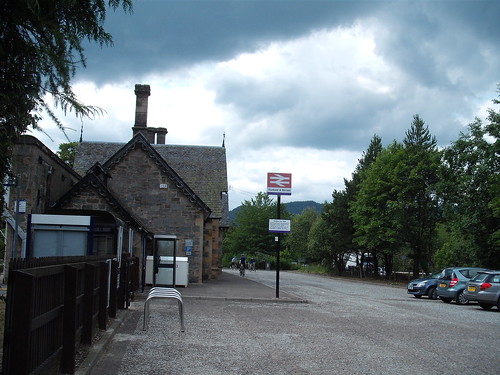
top-left (243, 270), bottom-right (500, 375)
top-left (92, 270), bottom-right (500, 375)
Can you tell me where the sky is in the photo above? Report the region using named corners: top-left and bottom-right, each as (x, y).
top-left (32, 0), bottom-right (500, 210)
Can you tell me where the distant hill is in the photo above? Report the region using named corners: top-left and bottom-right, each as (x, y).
top-left (228, 200), bottom-right (323, 223)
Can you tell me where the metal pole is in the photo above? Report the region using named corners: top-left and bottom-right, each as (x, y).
top-left (276, 195), bottom-right (280, 298)
top-left (12, 178), bottom-right (19, 259)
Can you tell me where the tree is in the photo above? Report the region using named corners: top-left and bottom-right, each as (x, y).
top-left (0, 0), bottom-right (132, 199)
top-left (351, 116), bottom-right (440, 278)
top-left (57, 141), bottom-right (78, 167)
top-left (438, 89), bottom-right (500, 268)
top-left (323, 190), bottom-right (355, 275)
top-left (306, 216), bottom-right (334, 266)
top-left (345, 135), bottom-right (383, 276)
top-left (223, 192), bottom-right (289, 260)
top-left (350, 141), bottom-right (406, 277)
top-left (401, 115), bottom-right (440, 275)
top-left (284, 207), bottom-right (319, 262)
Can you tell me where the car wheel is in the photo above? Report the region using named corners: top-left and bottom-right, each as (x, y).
top-left (427, 286), bottom-right (437, 300)
top-left (440, 297), bottom-right (452, 303)
top-left (456, 290), bottom-right (469, 305)
top-left (414, 295), bottom-right (422, 299)
top-left (478, 303), bottom-right (492, 310)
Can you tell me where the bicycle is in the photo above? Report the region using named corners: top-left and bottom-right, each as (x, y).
top-left (249, 262), bottom-right (256, 272)
top-left (239, 263), bottom-right (246, 277)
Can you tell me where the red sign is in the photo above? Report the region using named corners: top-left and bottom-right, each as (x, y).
top-left (267, 172), bottom-right (292, 195)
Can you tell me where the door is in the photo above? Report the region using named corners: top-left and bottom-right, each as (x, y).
top-left (153, 235), bottom-right (177, 287)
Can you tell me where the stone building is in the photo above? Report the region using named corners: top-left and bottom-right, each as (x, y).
top-left (3, 84), bottom-right (228, 285)
top-left (2, 135), bottom-right (82, 272)
top-left (52, 84), bottom-right (229, 284)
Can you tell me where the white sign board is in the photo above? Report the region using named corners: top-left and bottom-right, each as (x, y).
top-left (269, 219), bottom-right (291, 233)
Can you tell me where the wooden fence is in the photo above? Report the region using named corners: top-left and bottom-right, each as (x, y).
top-left (1, 255), bottom-right (138, 374)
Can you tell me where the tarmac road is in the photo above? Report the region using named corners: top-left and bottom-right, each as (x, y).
top-left (85, 270), bottom-right (500, 375)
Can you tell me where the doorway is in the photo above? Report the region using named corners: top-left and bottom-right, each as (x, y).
top-left (153, 235), bottom-right (177, 287)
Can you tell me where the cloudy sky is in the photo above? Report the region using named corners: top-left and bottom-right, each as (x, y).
top-left (33, 0), bottom-right (500, 210)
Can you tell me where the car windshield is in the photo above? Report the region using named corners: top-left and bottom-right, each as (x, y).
top-left (430, 270), bottom-right (442, 278)
top-left (471, 272), bottom-right (489, 282)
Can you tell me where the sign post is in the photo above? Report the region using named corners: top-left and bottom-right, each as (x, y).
top-left (267, 173), bottom-right (292, 298)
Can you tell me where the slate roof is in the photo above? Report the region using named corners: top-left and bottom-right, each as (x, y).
top-left (73, 135), bottom-right (228, 225)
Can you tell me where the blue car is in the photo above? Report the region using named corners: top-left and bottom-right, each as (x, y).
top-left (407, 270), bottom-right (442, 299)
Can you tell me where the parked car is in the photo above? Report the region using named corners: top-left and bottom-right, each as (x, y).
top-left (464, 270), bottom-right (500, 310)
top-left (437, 267), bottom-right (489, 305)
top-left (407, 270), bottom-right (442, 299)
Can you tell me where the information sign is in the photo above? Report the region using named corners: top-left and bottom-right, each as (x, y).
top-left (269, 219), bottom-right (291, 233)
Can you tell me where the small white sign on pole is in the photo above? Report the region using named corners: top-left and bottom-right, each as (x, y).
top-left (269, 219), bottom-right (291, 233)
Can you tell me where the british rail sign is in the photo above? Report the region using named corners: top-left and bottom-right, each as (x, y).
top-left (267, 172), bottom-right (292, 195)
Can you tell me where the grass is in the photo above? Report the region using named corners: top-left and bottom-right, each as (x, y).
top-left (296, 264), bottom-right (330, 274)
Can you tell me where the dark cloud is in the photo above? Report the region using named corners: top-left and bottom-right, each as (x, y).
top-left (74, 0), bottom-right (499, 157)
top-left (372, 2), bottom-right (500, 91)
top-left (78, 0), bottom-right (379, 83)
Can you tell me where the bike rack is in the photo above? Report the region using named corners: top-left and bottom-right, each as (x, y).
top-left (143, 287), bottom-right (185, 332)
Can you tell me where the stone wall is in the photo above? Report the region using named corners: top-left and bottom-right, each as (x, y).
top-left (105, 147), bottom-right (206, 283)
top-left (6, 137), bottom-right (80, 256)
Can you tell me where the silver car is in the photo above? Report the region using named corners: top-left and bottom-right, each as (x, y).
top-left (464, 270), bottom-right (500, 310)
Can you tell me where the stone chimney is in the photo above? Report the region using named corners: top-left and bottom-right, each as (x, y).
top-left (134, 84), bottom-right (150, 127)
top-left (132, 84), bottom-right (168, 144)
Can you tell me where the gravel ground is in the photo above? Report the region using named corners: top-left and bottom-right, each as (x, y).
top-left (88, 271), bottom-right (500, 375)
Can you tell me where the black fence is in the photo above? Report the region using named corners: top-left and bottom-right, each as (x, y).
top-left (2, 254), bottom-right (139, 374)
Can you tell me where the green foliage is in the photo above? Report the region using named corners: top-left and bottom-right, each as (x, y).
top-left (350, 141), bottom-right (406, 252)
top-left (350, 116), bottom-right (440, 277)
top-left (296, 263), bottom-right (330, 275)
top-left (283, 207), bottom-right (319, 261)
top-left (433, 224), bottom-right (477, 269)
top-left (223, 192), bottom-right (290, 259)
top-left (57, 141), bottom-right (78, 166)
top-left (437, 93), bottom-right (500, 268)
top-left (400, 115), bottom-right (440, 274)
top-left (323, 190), bottom-right (355, 274)
top-left (306, 216), bottom-right (334, 266)
top-left (344, 135), bottom-right (383, 273)
top-left (0, 0), bottom-right (133, 204)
